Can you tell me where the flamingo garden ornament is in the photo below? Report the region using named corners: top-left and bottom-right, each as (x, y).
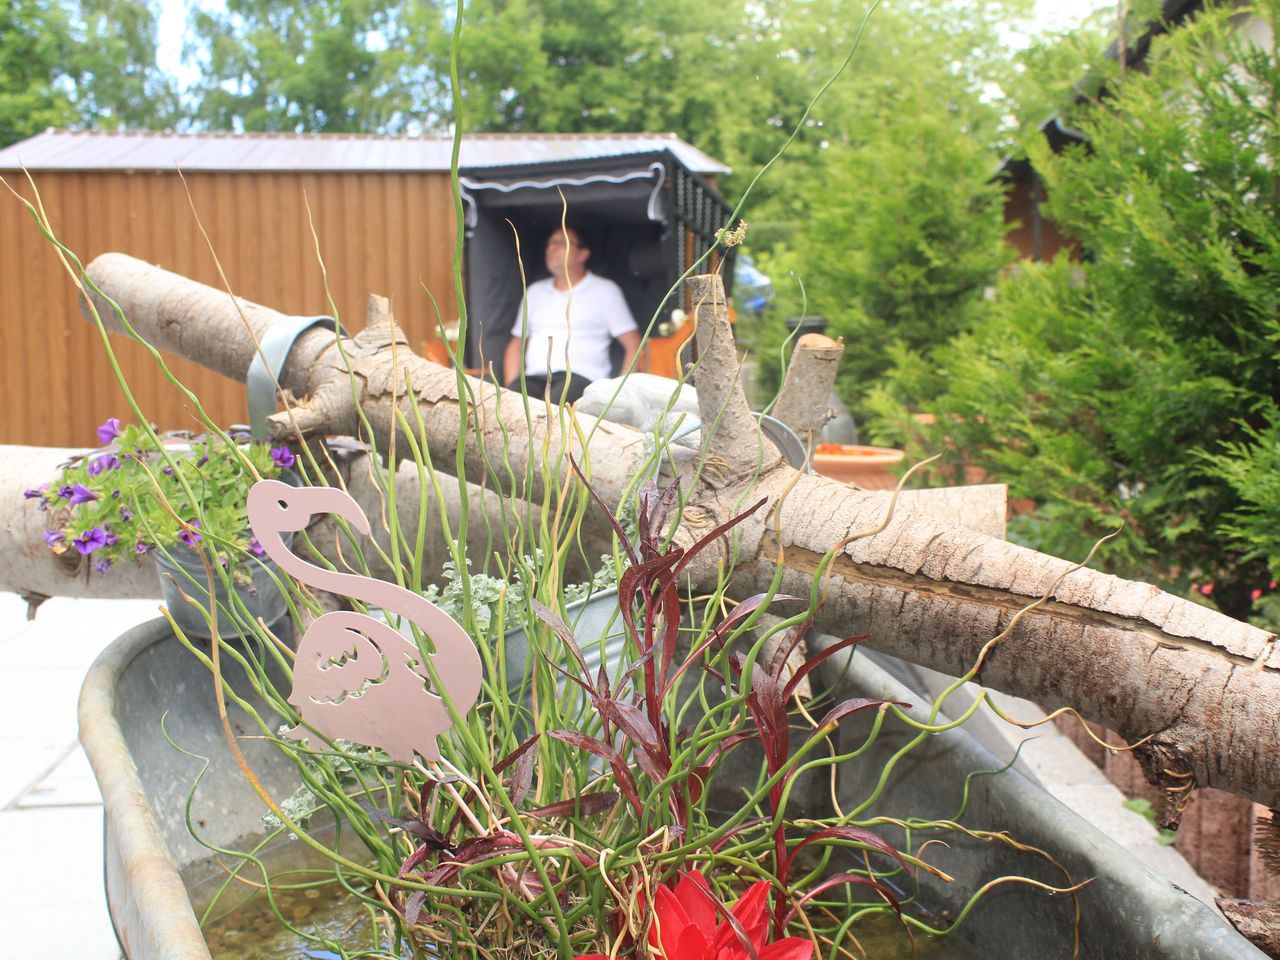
top-left (246, 478), bottom-right (483, 762)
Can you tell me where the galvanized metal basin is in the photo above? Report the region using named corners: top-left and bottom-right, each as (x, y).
top-left (80, 616), bottom-right (1266, 959)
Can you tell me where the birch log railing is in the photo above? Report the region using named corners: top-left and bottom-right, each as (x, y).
top-left (6, 252), bottom-right (1279, 825)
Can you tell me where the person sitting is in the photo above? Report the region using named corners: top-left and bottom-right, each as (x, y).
top-left (502, 224), bottom-right (641, 404)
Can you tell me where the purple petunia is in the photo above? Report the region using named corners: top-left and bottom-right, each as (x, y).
top-left (57, 485), bottom-right (74, 500)
top-left (270, 446), bottom-right (296, 470)
top-left (119, 507), bottom-right (133, 522)
top-left (87, 454), bottom-right (120, 476)
top-left (68, 484), bottom-right (99, 506)
top-left (96, 418), bottom-right (122, 445)
top-left (92, 559), bottom-right (111, 574)
top-left (42, 530), bottom-right (64, 546)
top-left (178, 520), bottom-right (202, 547)
top-left (23, 485), bottom-right (49, 500)
top-left (248, 538), bottom-right (266, 558)
top-left (135, 542), bottom-right (151, 555)
top-left (72, 527), bottom-right (109, 555)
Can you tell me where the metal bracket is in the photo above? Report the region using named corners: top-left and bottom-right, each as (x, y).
top-left (246, 316), bottom-right (339, 442)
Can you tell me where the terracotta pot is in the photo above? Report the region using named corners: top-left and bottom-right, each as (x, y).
top-left (811, 444), bottom-right (905, 490)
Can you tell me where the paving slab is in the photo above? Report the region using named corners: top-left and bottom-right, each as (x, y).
top-left (0, 593), bottom-right (155, 960)
top-left (17, 745), bottom-right (104, 809)
top-left (0, 803), bottom-right (123, 959)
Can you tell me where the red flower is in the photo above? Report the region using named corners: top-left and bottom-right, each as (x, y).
top-left (578, 872), bottom-right (812, 960)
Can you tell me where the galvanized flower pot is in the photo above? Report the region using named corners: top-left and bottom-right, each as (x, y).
top-left (152, 542), bottom-right (291, 640)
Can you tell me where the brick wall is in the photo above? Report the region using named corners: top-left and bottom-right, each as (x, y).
top-left (1057, 718), bottom-right (1280, 898)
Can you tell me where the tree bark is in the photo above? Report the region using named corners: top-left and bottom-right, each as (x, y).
top-left (66, 253), bottom-right (1280, 814)
top-left (3, 441), bottom-right (1007, 602)
top-left (1218, 899), bottom-right (1280, 957)
top-left (772, 332), bottom-right (845, 444)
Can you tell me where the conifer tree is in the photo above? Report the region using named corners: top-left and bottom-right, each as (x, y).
top-left (873, 1), bottom-right (1280, 620)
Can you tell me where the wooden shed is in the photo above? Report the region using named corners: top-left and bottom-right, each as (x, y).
top-left (0, 130), bottom-right (730, 447)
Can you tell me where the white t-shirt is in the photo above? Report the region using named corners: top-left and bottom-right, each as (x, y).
top-left (512, 272), bottom-right (637, 382)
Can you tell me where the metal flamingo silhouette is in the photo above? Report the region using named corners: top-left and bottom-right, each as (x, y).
top-left (247, 479), bottom-right (483, 762)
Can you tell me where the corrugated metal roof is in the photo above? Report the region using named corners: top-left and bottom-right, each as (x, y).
top-left (0, 130), bottom-right (730, 175)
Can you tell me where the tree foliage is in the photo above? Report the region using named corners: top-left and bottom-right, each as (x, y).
top-left (0, 0), bottom-right (173, 147)
top-left (741, 0), bottom-right (1033, 412)
top-left (186, 0), bottom-right (420, 132)
top-left (871, 1), bottom-right (1280, 620)
top-left (749, 79), bottom-right (1011, 412)
top-left (0, 0), bottom-right (76, 147)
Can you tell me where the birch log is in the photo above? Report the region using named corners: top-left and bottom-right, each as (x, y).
top-left (772, 332), bottom-right (845, 443)
top-left (69, 253), bottom-right (1280, 816)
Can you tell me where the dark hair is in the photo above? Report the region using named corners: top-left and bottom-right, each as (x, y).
top-left (548, 221), bottom-right (591, 252)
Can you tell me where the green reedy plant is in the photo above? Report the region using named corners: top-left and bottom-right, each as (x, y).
top-left (13, 190), bottom-right (1080, 960)
top-left (6, 7), bottom-right (1082, 954)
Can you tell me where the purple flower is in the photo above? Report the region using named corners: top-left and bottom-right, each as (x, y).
top-left (178, 520), bottom-right (202, 547)
top-left (196, 455), bottom-right (209, 468)
top-left (119, 507), bottom-right (133, 522)
top-left (248, 538), bottom-right (266, 558)
top-left (104, 532), bottom-right (120, 546)
top-left (57, 485), bottom-right (74, 500)
top-left (92, 559), bottom-right (111, 574)
top-left (72, 527), bottom-right (108, 555)
top-left (162, 466), bottom-right (174, 476)
top-left (68, 484), bottom-right (99, 506)
top-left (87, 455), bottom-right (120, 476)
top-left (96, 418), bottom-right (122, 445)
top-left (42, 531), bottom-right (64, 546)
top-left (23, 485), bottom-right (49, 500)
top-left (270, 446), bottom-right (296, 470)
top-left (135, 542), bottom-right (151, 555)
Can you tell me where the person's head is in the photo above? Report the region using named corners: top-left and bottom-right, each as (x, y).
top-left (545, 223), bottom-right (590, 281)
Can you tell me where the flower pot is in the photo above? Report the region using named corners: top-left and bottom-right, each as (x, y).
top-left (80, 617), bottom-right (1267, 959)
top-left (811, 443), bottom-right (906, 489)
top-left (373, 587), bottom-right (626, 708)
top-left (152, 536), bottom-right (291, 640)
top-left (502, 587), bottom-right (624, 700)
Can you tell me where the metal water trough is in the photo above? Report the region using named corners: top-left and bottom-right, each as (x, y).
top-left (80, 615), bottom-right (1266, 960)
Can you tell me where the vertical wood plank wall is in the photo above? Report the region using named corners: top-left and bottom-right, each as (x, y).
top-left (1, 170), bottom-right (458, 447)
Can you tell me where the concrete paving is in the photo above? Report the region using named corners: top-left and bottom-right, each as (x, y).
top-left (0, 592), bottom-right (158, 960)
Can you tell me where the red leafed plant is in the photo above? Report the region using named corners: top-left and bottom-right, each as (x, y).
top-left (376, 472), bottom-right (923, 955)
